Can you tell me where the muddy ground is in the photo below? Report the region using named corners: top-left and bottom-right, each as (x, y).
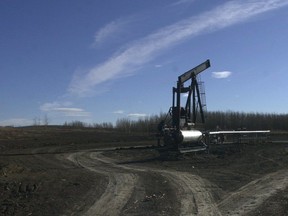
top-left (1, 126), bottom-right (288, 215)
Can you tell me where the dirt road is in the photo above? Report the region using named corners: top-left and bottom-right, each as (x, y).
top-left (67, 152), bottom-right (138, 216)
top-left (218, 169), bottom-right (288, 215)
top-left (2, 127), bottom-right (288, 215)
top-left (66, 149), bottom-right (288, 216)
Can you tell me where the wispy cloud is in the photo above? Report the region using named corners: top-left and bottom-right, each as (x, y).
top-left (113, 110), bottom-right (147, 118)
top-left (69, 0), bottom-right (288, 96)
top-left (40, 102), bottom-right (90, 117)
top-left (154, 64), bottom-right (163, 68)
top-left (212, 71), bottom-right (232, 79)
top-left (128, 113), bottom-right (148, 118)
top-left (93, 18), bottom-right (130, 46)
top-left (171, 0), bottom-right (196, 6)
top-left (94, 21), bottom-right (119, 44)
top-left (0, 118), bottom-right (33, 127)
top-left (182, 92), bottom-right (189, 97)
top-left (52, 108), bottom-right (90, 117)
top-left (40, 101), bottom-right (71, 112)
top-left (113, 110), bottom-right (125, 114)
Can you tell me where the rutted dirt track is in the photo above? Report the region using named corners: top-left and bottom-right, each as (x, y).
top-left (67, 151), bottom-right (219, 216)
top-left (218, 169), bottom-right (288, 215)
top-left (1, 127), bottom-right (288, 215)
top-left (67, 152), bottom-right (138, 216)
top-left (65, 149), bottom-right (288, 216)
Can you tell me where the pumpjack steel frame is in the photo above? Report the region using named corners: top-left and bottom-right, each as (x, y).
top-left (158, 59), bottom-right (211, 153)
top-left (172, 59), bottom-right (210, 130)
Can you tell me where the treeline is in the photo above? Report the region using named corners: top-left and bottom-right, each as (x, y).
top-left (205, 111), bottom-right (288, 131)
top-left (63, 111), bottom-right (288, 132)
top-left (62, 114), bottom-right (165, 133)
top-left (63, 121), bottom-right (113, 129)
top-left (115, 114), bottom-right (166, 133)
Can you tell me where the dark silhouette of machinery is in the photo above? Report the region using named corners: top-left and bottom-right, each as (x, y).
top-left (158, 60), bottom-right (211, 153)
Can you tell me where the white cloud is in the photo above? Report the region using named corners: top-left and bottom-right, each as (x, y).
top-left (53, 107), bottom-right (83, 112)
top-left (52, 108), bottom-right (90, 117)
top-left (0, 118), bottom-right (33, 127)
top-left (155, 64), bottom-right (163, 68)
top-left (212, 71), bottom-right (232, 79)
top-left (69, 0), bottom-right (288, 96)
top-left (128, 113), bottom-right (148, 118)
top-left (94, 20), bottom-right (124, 45)
top-left (182, 92), bottom-right (189, 97)
top-left (40, 102), bottom-right (90, 117)
top-left (113, 110), bottom-right (125, 114)
top-left (94, 21), bottom-right (118, 44)
top-left (93, 16), bottom-right (136, 46)
top-left (40, 101), bottom-right (72, 112)
top-left (171, 0), bottom-right (195, 6)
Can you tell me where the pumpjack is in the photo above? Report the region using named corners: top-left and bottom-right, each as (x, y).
top-left (157, 60), bottom-right (211, 153)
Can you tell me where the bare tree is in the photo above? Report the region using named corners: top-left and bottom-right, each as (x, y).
top-left (43, 114), bottom-right (49, 126)
top-left (33, 117), bottom-right (41, 126)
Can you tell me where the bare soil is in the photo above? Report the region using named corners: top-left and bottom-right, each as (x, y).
top-left (1, 126), bottom-right (288, 215)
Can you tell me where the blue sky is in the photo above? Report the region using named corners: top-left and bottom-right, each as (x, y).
top-left (1, 0), bottom-right (288, 126)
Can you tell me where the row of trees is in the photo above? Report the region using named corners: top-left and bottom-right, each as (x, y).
top-left (205, 111), bottom-right (288, 131)
top-left (115, 114), bottom-right (165, 133)
top-left (62, 111), bottom-right (288, 133)
top-left (63, 121), bottom-right (113, 129)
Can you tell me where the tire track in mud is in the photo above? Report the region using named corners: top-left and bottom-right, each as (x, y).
top-left (67, 152), bottom-right (138, 216)
top-left (93, 152), bottom-right (221, 216)
top-left (67, 150), bottom-right (288, 216)
top-left (218, 169), bottom-right (288, 216)
top-left (160, 171), bottom-right (221, 216)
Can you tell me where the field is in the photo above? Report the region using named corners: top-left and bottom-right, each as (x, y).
top-left (1, 126), bottom-right (288, 215)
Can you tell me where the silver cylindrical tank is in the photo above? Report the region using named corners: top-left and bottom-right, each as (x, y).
top-left (179, 130), bottom-right (202, 143)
